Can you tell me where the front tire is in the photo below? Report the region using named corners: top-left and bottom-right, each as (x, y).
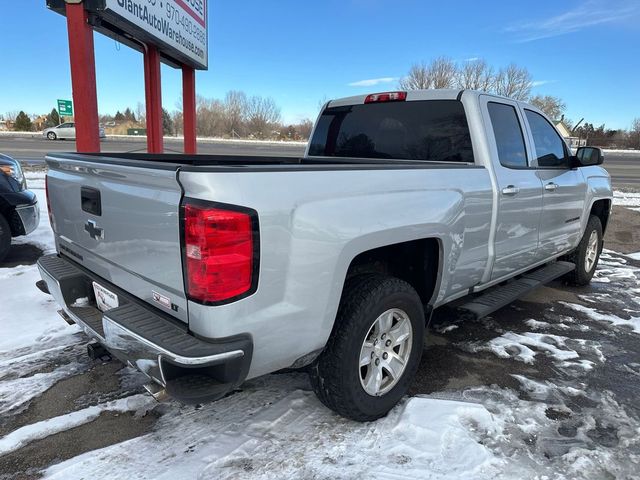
top-left (46, 132), bottom-right (57, 140)
top-left (310, 275), bottom-right (425, 421)
top-left (0, 214), bottom-right (11, 263)
top-left (563, 215), bottom-right (603, 286)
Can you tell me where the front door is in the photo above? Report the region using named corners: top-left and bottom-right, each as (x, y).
top-left (522, 109), bottom-right (587, 258)
top-left (481, 97), bottom-right (543, 280)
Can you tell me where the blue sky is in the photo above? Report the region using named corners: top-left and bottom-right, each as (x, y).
top-left (1, 0), bottom-right (639, 128)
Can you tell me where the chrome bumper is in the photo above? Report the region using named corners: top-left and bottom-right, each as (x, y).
top-left (37, 254), bottom-right (252, 402)
top-left (15, 201), bottom-right (40, 236)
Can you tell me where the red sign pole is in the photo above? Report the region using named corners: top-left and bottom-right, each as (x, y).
top-left (182, 66), bottom-right (197, 154)
top-left (143, 45), bottom-right (163, 154)
top-left (65, 2), bottom-right (100, 153)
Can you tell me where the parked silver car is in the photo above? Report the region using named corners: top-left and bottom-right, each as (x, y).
top-left (43, 122), bottom-right (106, 140)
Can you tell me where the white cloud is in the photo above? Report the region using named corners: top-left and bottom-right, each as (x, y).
top-left (505, 0), bottom-right (640, 42)
top-left (464, 57), bottom-right (480, 62)
top-left (531, 80), bottom-right (555, 87)
top-left (348, 77), bottom-right (398, 87)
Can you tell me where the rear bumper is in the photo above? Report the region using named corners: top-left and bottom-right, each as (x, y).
top-left (37, 253), bottom-right (253, 403)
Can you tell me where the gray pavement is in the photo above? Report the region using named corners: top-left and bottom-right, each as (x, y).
top-left (0, 135), bottom-right (638, 186)
top-left (0, 136), bottom-right (305, 164)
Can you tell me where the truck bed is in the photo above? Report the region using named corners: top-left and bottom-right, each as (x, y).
top-left (47, 152), bottom-right (476, 171)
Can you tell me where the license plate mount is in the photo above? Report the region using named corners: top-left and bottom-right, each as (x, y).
top-left (92, 281), bottom-right (119, 312)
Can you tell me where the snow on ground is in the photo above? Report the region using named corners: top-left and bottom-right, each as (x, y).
top-left (0, 173), bottom-right (88, 415)
top-left (603, 149), bottom-right (640, 154)
top-left (614, 190), bottom-right (640, 212)
top-left (43, 383), bottom-right (522, 480)
top-left (560, 302), bottom-right (640, 334)
top-left (468, 331), bottom-right (579, 365)
top-left (0, 394), bottom-right (153, 456)
top-left (0, 173), bottom-right (81, 357)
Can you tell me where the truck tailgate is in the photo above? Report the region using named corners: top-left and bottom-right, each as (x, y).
top-left (46, 156), bottom-right (188, 323)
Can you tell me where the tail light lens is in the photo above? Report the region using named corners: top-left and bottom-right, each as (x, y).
top-left (183, 201), bottom-right (258, 304)
top-left (364, 91), bottom-right (407, 104)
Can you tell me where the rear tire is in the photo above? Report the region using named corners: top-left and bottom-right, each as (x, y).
top-left (47, 132), bottom-right (57, 140)
top-left (563, 215), bottom-right (603, 286)
top-left (310, 274), bottom-right (425, 422)
top-left (0, 214), bottom-right (11, 263)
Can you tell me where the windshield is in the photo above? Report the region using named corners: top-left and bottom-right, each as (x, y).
top-left (309, 99), bottom-right (474, 163)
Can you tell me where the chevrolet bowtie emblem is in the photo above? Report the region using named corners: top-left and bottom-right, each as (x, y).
top-left (84, 220), bottom-right (104, 240)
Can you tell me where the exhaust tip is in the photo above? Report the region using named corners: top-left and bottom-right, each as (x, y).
top-left (144, 383), bottom-right (169, 402)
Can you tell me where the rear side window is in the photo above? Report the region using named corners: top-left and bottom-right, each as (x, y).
top-left (487, 102), bottom-right (528, 168)
top-left (525, 110), bottom-right (568, 168)
top-left (309, 100), bottom-right (474, 163)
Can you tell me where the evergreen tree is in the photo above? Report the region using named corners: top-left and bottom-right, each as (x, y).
top-left (44, 108), bottom-right (60, 128)
top-left (162, 108), bottom-right (174, 135)
top-left (114, 111), bottom-right (125, 123)
top-left (14, 111), bottom-right (32, 131)
top-left (124, 107), bottom-right (136, 122)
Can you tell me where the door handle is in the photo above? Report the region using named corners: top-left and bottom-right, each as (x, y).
top-left (544, 182), bottom-right (559, 192)
top-left (501, 185), bottom-right (520, 196)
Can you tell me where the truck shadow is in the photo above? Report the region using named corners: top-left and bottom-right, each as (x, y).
top-left (0, 243), bottom-right (44, 268)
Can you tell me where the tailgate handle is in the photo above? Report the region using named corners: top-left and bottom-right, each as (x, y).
top-left (81, 187), bottom-right (102, 216)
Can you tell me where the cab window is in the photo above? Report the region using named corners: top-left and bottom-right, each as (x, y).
top-left (309, 100), bottom-right (474, 163)
top-left (487, 102), bottom-right (528, 168)
top-left (525, 110), bottom-right (568, 168)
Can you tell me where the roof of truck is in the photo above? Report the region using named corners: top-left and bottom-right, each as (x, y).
top-left (326, 89), bottom-right (530, 109)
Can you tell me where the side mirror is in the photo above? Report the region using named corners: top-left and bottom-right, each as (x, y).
top-left (573, 146), bottom-right (604, 167)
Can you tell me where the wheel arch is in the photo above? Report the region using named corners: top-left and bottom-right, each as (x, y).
top-left (343, 237), bottom-right (443, 315)
top-left (588, 198), bottom-right (611, 234)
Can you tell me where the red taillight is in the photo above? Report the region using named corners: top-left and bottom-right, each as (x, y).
top-left (183, 202), bottom-right (257, 303)
top-left (364, 91), bottom-right (407, 104)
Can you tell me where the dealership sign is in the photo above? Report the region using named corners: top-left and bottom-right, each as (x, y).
top-left (104, 0), bottom-right (208, 69)
top-left (47, 0), bottom-right (209, 70)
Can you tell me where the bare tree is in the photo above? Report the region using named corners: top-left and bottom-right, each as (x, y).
top-left (297, 119), bottom-right (314, 139)
top-left (494, 64), bottom-right (532, 100)
top-left (430, 57), bottom-right (458, 89)
top-left (171, 111), bottom-right (184, 137)
top-left (4, 111), bottom-right (19, 122)
top-left (529, 95), bottom-right (566, 120)
top-left (456, 59), bottom-right (494, 91)
top-left (196, 95), bottom-right (225, 137)
top-left (246, 96), bottom-right (281, 139)
top-left (223, 90), bottom-right (248, 137)
top-left (399, 62), bottom-right (432, 90)
top-left (629, 118), bottom-right (640, 149)
top-left (135, 102), bottom-right (146, 125)
top-left (317, 95), bottom-right (329, 112)
top-left (399, 57), bottom-right (457, 90)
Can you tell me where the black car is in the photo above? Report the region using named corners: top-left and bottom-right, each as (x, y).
top-left (0, 154), bottom-right (39, 262)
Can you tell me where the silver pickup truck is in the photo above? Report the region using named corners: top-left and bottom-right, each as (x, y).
top-left (37, 89), bottom-right (612, 421)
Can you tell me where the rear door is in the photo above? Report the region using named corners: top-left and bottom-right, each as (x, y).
top-left (481, 97), bottom-right (543, 280)
top-left (522, 109), bottom-right (586, 257)
top-left (46, 156), bottom-right (188, 322)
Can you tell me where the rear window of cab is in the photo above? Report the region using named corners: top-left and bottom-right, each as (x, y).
top-left (309, 99), bottom-right (474, 163)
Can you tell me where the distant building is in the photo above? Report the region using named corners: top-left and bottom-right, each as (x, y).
top-left (0, 119), bottom-right (13, 131)
top-left (555, 121), bottom-right (586, 149)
